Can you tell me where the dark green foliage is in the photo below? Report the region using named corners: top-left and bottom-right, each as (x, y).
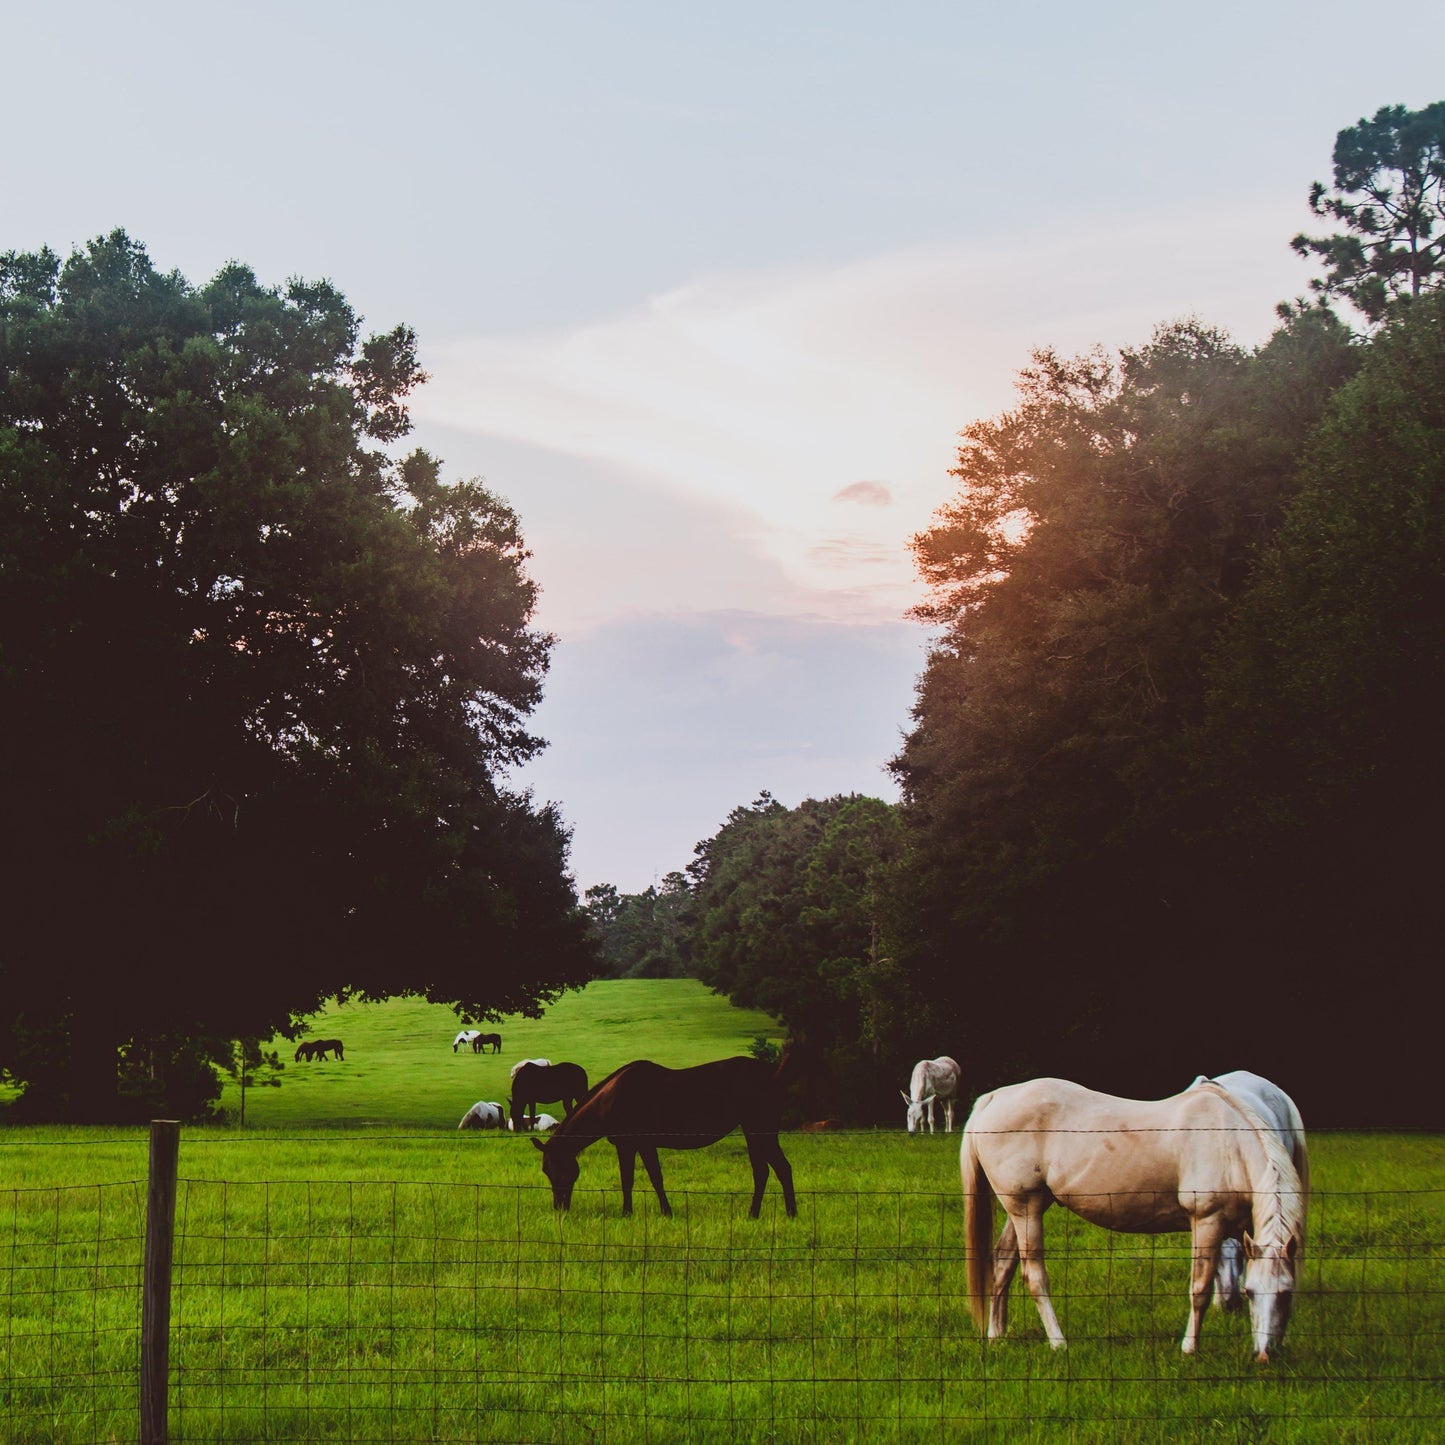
top-left (891, 310), bottom-right (1365, 1109)
top-left (0, 233), bottom-right (598, 1119)
top-left (688, 792), bottom-right (903, 1120)
top-left (583, 875), bottom-right (694, 978)
top-left (1190, 293), bottom-right (1445, 1118)
top-left (1292, 102), bottom-right (1445, 322)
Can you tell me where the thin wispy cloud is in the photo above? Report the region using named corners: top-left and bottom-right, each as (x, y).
top-left (834, 481), bottom-right (893, 506)
top-left (415, 209), bottom-right (1303, 629)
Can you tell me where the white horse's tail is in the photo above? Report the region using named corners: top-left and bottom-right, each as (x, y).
top-left (961, 1122), bottom-right (995, 1333)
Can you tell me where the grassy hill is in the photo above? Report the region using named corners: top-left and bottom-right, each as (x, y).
top-left (221, 978), bottom-right (783, 1128)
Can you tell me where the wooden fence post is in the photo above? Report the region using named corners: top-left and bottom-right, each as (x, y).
top-left (141, 1120), bottom-right (180, 1445)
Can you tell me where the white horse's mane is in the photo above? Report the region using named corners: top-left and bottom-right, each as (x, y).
top-left (1198, 1082), bottom-right (1304, 1246)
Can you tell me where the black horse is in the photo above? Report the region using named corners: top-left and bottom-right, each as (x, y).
top-left (510, 1061), bottom-right (588, 1131)
top-left (308, 1038), bottom-right (344, 1061)
top-left (473, 1032), bottom-right (503, 1054)
top-left (532, 1055), bottom-right (796, 1218)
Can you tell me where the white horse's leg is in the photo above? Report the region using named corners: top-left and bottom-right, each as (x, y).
top-left (944, 1097), bottom-right (954, 1134)
top-left (1014, 1201), bottom-right (1066, 1349)
top-left (989, 1218), bottom-right (1020, 1339)
top-left (1182, 1217), bottom-right (1225, 1354)
top-left (926, 1097), bottom-right (935, 1134)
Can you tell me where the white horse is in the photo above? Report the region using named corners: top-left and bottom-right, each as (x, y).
top-left (961, 1077), bottom-right (1306, 1361)
top-left (1191, 1071), bottom-right (1310, 1312)
top-left (508, 1112), bottom-right (559, 1132)
top-left (457, 1100), bottom-right (506, 1130)
top-left (902, 1056), bottom-right (961, 1134)
top-left (508, 1057), bottom-right (551, 1079)
top-left (453, 1030), bottom-right (481, 1053)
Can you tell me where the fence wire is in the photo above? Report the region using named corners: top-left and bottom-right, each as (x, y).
top-left (0, 1173), bottom-right (1441, 1443)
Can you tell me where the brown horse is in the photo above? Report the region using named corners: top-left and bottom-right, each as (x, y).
top-left (532, 1056), bottom-right (797, 1218)
top-left (473, 1032), bottom-right (502, 1054)
top-left (509, 1061), bottom-right (588, 1131)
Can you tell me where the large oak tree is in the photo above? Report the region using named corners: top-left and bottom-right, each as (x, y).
top-left (0, 234), bottom-right (597, 1117)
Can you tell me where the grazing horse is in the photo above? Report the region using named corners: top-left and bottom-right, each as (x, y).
top-left (510, 1112), bottom-right (560, 1132)
top-left (1190, 1071), bottom-right (1310, 1313)
top-left (902, 1056), bottom-right (961, 1134)
top-left (473, 1032), bottom-right (503, 1054)
top-left (509, 1061), bottom-right (588, 1131)
top-left (453, 1030), bottom-right (480, 1053)
top-left (961, 1077), bottom-right (1305, 1361)
top-left (458, 1100), bottom-right (506, 1130)
top-left (532, 1055), bottom-right (797, 1219)
top-left (293, 1041), bottom-right (317, 1062)
top-left (309, 1038), bottom-right (344, 1061)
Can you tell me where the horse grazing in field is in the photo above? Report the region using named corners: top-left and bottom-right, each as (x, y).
top-left (960, 1077), bottom-right (1305, 1361)
top-left (458, 1100), bottom-right (506, 1130)
top-left (903, 1056), bottom-right (961, 1134)
top-left (309, 1038), bottom-right (344, 1061)
top-left (510, 1112), bottom-right (559, 1132)
top-left (294, 1041), bottom-right (318, 1062)
top-left (473, 1032), bottom-right (502, 1054)
top-left (509, 1061), bottom-right (587, 1131)
top-left (532, 1055), bottom-right (797, 1219)
top-left (1190, 1071), bottom-right (1310, 1313)
top-left (453, 1030), bottom-right (480, 1053)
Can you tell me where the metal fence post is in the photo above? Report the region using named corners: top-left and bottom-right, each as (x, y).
top-left (141, 1120), bottom-right (180, 1445)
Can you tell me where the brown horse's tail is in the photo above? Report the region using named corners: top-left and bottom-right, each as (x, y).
top-left (961, 1117), bottom-right (995, 1334)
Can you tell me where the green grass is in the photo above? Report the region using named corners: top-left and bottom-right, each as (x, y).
top-left (220, 979), bottom-right (786, 1128)
top-left (1, 983), bottom-right (1441, 1442)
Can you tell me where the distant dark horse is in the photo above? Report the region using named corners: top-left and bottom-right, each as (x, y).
top-left (294, 1041), bottom-right (317, 1062)
top-left (473, 1032), bottom-right (502, 1054)
top-left (510, 1061), bottom-right (588, 1131)
top-left (532, 1055), bottom-right (797, 1218)
top-left (309, 1038), bottom-right (344, 1061)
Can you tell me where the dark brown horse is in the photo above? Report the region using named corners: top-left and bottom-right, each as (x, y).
top-left (532, 1056), bottom-right (797, 1218)
top-left (510, 1061), bottom-right (588, 1130)
top-left (473, 1032), bottom-right (502, 1054)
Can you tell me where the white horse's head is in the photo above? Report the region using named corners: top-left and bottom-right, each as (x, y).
top-left (901, 1090), bottom-right (925, 1134)
top-left (1243, 1230), bottom-right (1299, 1361)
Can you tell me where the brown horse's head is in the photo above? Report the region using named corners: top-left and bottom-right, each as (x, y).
top-left (532, 1137), bottom-right (579, 1210)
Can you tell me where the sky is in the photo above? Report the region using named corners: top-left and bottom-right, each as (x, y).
top-left (6, 1), bottom-right (1445, 892)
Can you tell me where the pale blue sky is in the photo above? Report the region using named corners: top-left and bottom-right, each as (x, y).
top-left (7, 2), bottom-right (1444, 889)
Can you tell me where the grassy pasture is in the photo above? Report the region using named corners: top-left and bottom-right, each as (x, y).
top-left (219, 979), bottom-right (786, 1128)
top-left (1, 983), bottom-right (1441, 1441)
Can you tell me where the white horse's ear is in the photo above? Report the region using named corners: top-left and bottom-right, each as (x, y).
top-left (531, 1137), bottom-right (546, 1152)
top-left (1242, 1232), bottom-right (1258, 1259)
top-left (900, 1091), bottom-right (911, 1103)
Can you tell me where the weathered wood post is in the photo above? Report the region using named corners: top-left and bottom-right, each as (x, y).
top-left (141, 1120), bottom-right (180, 1445)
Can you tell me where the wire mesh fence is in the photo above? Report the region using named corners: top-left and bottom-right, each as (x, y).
top-left (1, 1158), bottom-right (1441, 1442)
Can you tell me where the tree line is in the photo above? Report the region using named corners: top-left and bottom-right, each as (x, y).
top-left (588, 103), bottom-right (1445, 1126)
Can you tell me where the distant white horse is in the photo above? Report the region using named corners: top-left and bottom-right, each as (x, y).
top-left (1191, 1071), bottom-right (1310, 1312)
top-left (961, 1077), bottom-right (1306, 1360)
top-left (903, 1056), bottom-right (961, 1134)
top-left (509, 1057), bottom-right (551, 1079)
top-left (509, 1112), bottom-right (560, 1132)
top-left (458, 1100), bottom-right (506, 1130)
top-left (453, 1030), bottom-right (481, 1053)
